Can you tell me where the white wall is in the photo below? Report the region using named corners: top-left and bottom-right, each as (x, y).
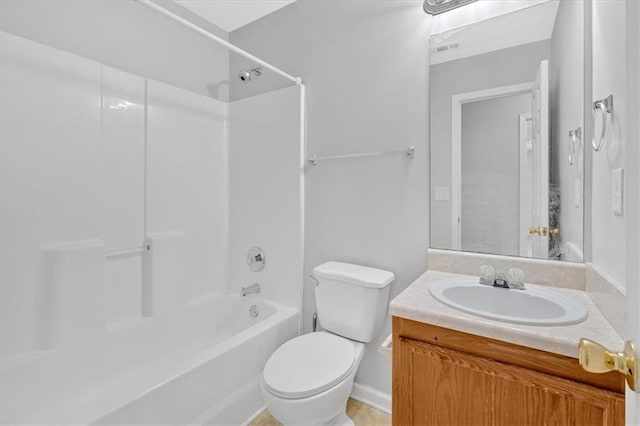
top-left (549, 0), bottom-right (585, 261)
top-left (0, 30), bottom-right (232, 422)
top-left (430, 41), bottom-right (550, 250)
top-left (461, 94), bottom-right (531, 256)
top-left (0, 33), bottom-right (227, 360)
top-left (590, 0), bottom-right (627, 287)
top-left (228, 86), bottom-right (304, 310)
top-left (1, 32), bottom-right (104, 358)
top-left (146, 80), bottom-right (228, 303)
top-left (0, 0), bottom-right (230, 100)
top-left (101, 66), bottom-right (147, 325)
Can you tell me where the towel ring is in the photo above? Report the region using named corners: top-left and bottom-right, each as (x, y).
top-left (592, 95), bottom-right (613, 151)
top-left (568, 127), bottom-right (581, 165)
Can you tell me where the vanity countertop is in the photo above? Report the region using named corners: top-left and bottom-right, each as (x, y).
top-left (389, 270), bottom-right (623, 359)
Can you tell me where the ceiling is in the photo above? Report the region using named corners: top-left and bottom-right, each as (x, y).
top-left (430, 0), bottom-right (559, 65)
top-left (174, 0), bottom-right (297, 32)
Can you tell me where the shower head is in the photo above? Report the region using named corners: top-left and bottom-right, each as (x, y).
top-left (238, 67), bottom-right (262, 83)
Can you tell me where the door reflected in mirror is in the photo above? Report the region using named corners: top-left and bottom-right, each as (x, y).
top-left (429, 0), bottom-right (585, 262)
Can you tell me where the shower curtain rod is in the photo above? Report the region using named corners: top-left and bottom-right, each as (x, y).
top-left (136, 0), bottom-right (302, 85)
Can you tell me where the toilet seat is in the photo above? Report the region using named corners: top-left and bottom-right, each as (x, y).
top-left (263, 332), bottom-right (356, 399)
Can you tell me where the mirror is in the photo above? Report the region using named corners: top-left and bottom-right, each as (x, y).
top-left (429, 0), bottom-right (585, 262)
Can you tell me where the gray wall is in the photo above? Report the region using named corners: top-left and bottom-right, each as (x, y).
top-left (549, 0), bottom-right (584, 261)
top-left (430, 41), bottom-right (550, 250)
top-left (461, 94), bottom-right (531, 256)
top-left (0, 0), bottom-right (230, 99)
top-left (230, 0), bottom-right (430, 395)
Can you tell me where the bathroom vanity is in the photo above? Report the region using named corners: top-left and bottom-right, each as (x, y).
top-left (412, 0), bottom-right (636, 422)
top-left (392, 318), bottom-right (624, 425)
top-left (390, 269), bottom-right (625, 426)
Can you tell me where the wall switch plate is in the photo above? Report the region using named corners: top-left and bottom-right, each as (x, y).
top-left (435, 186), bottom-right (450, 201)
top-left (574, 178), bottom-right (581, 207)
top-left (612, 168), bottom-right (623, 215)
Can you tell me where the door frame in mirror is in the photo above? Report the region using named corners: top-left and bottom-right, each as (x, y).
top-left (450, 82), bottom-right (533, 250)
top-left (518, 112), bottom-right (533, 257)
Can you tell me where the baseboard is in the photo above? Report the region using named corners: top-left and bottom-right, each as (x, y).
top-left (240, 405), bottom-right (267, 426)
top-left (351, 383), bottom-right (391, 414)
top-left (242, 383), bottom-right (391, 424)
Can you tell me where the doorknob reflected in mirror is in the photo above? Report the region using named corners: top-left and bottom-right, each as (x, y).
top-left (578, 338), bottom-right (637, 392)
top-left (528, 226), bottom-right (546, 236)
top-left (528, 226), bottom-right (560, 237)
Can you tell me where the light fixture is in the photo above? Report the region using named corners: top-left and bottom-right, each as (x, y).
top-left (423, 0), bottom-right (477, 15)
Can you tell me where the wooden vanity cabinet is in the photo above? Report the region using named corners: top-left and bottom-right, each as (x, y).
top-left (392, 317), bottom-right (625, 426)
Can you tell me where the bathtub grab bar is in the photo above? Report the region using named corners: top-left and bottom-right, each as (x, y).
top-left (106, 245), bottom-right (150, 259)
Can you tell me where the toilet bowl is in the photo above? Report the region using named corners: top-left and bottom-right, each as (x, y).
top-left (261, 261), bottom-right (394, 425)
top-left (261, 332), bottom-right (365, 425)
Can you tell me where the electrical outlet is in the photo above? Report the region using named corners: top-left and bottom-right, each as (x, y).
top-left (435, 186), bottom-right (450, 201)
top-left (612, 168), bottom-right (623, 215)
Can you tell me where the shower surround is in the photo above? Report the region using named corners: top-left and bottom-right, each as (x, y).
top-left (0, 26), bottom-right (304, 424)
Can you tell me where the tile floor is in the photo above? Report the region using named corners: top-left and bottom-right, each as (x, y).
top-left (249, 398), bottom-right (391, 426)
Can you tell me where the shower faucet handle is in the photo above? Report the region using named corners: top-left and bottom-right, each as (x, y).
top-left (247, 247), bottom-right (266, 272)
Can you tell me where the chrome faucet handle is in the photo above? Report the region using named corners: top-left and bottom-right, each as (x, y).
top-left (479, 264), bottom-right (495, 286)
top-left (247, 247), bottom-right (266, 272)
top-left (507, 268), bottom-right (525, 290)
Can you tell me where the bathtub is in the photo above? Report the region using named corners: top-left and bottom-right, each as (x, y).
top-left (1, 296), bottom-right (299, 425)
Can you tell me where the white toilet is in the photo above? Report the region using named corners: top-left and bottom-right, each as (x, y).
top-left (261, 261), bottom-right (394, 425)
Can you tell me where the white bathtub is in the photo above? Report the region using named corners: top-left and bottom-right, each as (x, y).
top-left (1, 296), bottom-right (299, 425)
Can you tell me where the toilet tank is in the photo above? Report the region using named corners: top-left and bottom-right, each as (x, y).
top-left (312, 261), bottom-right (394, 343)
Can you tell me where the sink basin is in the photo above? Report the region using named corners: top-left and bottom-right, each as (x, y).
top-left (429, 277), bottom-right (587, 326)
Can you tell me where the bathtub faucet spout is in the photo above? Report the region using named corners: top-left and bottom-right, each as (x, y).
top-left (241, 283), bottom-right (261, 297)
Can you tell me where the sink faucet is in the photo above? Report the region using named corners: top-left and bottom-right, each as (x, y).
top-left (479, 265), bottom-right (525, 290)
top-left (241, 283), bottom-right (261, 297)
top-left (492, 272), bottom-right (510, 288)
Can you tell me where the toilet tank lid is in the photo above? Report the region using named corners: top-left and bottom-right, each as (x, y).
top-left (313, 261), bottom-right (394, 288)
